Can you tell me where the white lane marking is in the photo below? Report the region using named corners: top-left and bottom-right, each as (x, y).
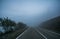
top-left (35, 29), bottom-right (47, 39)
top-left (46, 30), bottom-right (60, 35)
top-left (39, 28), bottom-right (60, 35)
top-left (16, 28), bottom-right (30, 39)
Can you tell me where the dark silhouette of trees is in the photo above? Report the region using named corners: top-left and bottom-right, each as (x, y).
top-left (0, 17), bottom-right (27, 36)
top-left (0, 18), bottom-right (3, 22)
top-left (17, 22), bottom-right (26, 29)
top-left (0, 18), bottom-right (3, 25)
top-left (1, 17), bottom-right (16, 26)
top-left (0, 17), bottom-right (27, 29)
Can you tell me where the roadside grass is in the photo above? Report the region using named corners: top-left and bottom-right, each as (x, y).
top-left (0, 27), bottom-right (28, 39)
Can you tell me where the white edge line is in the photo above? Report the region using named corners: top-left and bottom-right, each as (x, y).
top-left (35, 29), bottom-right (47, 39)
top-left (16, 28), bottom-right (30, 39)
top-left (47, 30), bottom-right (60, 35)
top-left (40, 28), bottom-right (60, 35)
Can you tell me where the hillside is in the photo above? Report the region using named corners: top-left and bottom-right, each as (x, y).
top-left (39, 16), bottom-right (60, 33)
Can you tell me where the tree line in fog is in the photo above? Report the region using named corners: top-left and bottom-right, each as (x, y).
top-left (0, 17), bottom-right (27, 35)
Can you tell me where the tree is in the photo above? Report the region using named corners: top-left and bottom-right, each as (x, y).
top-left (17, 22), bottom-right (26, 29)
top-left (2, 17), bottom-right (16, 26)
top-left (0, 18), bottom-right (3, 25)
top-left (0, 18), bottom-right (3, 22)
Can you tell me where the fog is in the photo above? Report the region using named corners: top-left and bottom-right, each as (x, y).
top-left (0, 0), bottom-right (59, 26)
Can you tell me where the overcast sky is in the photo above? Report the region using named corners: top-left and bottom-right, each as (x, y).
top-left (0, 0), bottom-right (60, 26)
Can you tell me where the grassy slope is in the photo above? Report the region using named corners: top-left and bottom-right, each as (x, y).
top-left (39, 16), bottom-right (60, 33)
top-left (0, 27), bottom-right (28, 39)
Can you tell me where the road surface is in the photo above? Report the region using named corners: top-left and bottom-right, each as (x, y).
top-left (16, 27), bottom-right (60, 39)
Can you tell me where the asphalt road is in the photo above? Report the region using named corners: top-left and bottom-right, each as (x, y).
top-left (16, 27), bottom-right (60, 39)
top-left (36, 27), bottom-right (60, 39)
